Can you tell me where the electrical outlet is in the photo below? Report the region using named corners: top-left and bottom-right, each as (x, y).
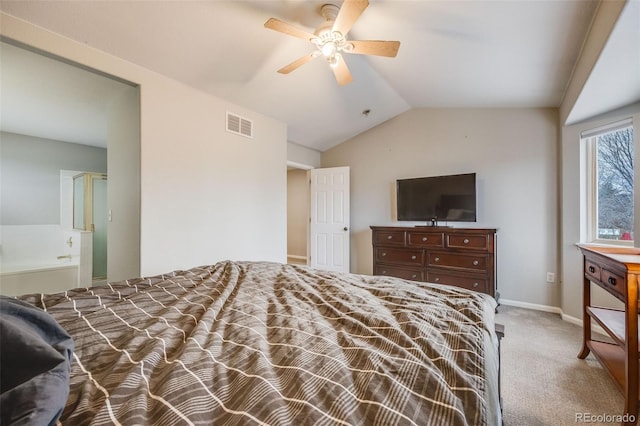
top-left (546, 272), bottom-right (555, 283)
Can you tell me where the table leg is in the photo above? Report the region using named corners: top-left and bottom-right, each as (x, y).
top-left (578, 275), bottom-right (591, 359)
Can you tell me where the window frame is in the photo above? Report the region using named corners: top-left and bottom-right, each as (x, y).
top-left (583, 119), bottom-right (634, 246)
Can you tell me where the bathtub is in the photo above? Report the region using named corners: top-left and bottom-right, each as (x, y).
top-left (0, 259), bottom-right (79, 296)
top-left (0, 224), bottom-right (89, 296)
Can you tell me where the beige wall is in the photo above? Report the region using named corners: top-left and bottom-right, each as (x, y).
top-left (322, 107), bottom-right (560, 308)
top-left (1, 13), bottom-right (288, 276)
top-left (287, 169), bottom-right (308, 259)
top-left (560, 102), bottom-right (640, 320)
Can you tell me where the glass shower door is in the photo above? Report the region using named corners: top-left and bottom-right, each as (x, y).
top-left (92, 177), bottom-right (107, 280)
top-left (73, 173), bottom-right (108, 281)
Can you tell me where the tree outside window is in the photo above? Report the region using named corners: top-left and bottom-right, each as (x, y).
top-left (596, 126), bottom-right (634, 241)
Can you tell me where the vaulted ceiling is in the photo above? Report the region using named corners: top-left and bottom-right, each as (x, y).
top-left (1, 1), bottom-right (638, 152)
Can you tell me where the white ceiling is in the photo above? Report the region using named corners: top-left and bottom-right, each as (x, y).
top-left (0, 0), bottom-right (638, 152)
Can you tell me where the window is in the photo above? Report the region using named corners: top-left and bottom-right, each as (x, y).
top-left (584, 120), bottom-right (634, 244)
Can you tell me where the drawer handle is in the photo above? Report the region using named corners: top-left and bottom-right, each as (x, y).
top-left (463, 238), bottom-right (470, 244)
top-left (381, 252), bottom-right (387, 257)
top-left (382, 270), bottom-right (387, 274)
top-left (411, 255), bottom-right (416, 260)
top-left (588, 266), bottom-right (595, 273)
top-left (422, 237), bottom-right (428, 242)
top-left (608, 277), bottom-right (617, 286)
top-left (434, 257), bottom-right (440, 262)
top-left (434, 277), bottom-right (440, 282)
top-left (473, 260), bottom-right (479, 266)
top-left (473, 282), bottom-right (479, 288)
top-left (387, 235), bottom-right (393, 240)
top-left (412, 274), bottom-right (417, 279)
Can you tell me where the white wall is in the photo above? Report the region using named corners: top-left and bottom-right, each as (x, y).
top-left (140, 81), bottom-right (287, 272)
top-left (287, 142), bottom-right (321, 168)
top-left (0, 13), bottom-right (288, 277)
top-left (322, 107), bottom-right (560, 307)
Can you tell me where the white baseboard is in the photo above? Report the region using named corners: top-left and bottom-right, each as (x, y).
top-left (560, 312), bottom-right (582, 327)
top-left (499, 299), bottom-right (607, 337)
top-left (287, 254), bottom-right (307, 261)
top-left (499, 298), bottom-right (562, 314)
top-left (562, 312), bottom-right (607, 337)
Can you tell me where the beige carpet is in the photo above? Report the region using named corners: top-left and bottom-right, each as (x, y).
top-left (497, 305), bottom-right (626, 426)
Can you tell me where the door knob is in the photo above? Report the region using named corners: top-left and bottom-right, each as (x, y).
top-left (344, 227), bottom-right (348, 231)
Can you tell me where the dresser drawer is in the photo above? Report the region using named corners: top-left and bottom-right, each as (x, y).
top-left (427, 271), bottom-right (488, 293)
top-left (371, 226), bottom-right (496, 297)
top-left (447, 234), bottom-right (489, 251)
top-left (375, 265), bottom-right (424, 281)
top-left (584, 260), bottom-right (601, 282)
top-left (428, 252), bottom-right (487, 272)
top-left (601, 268), bottom-right (627, 302)
top-left (374, 230), bottom-right (406, 246)
top-left (407, 231), bottom-right (444, 248)
top-left (375, 248), bottom-right (423, 266)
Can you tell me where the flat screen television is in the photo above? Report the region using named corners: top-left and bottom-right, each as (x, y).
top-left (396, 173), bottom-right (476, 222)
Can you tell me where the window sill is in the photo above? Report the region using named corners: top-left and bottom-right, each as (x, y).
top-left (585, 240), bottom-right (635, 248)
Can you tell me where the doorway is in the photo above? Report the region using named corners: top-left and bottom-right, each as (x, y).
top-left (287, 164), bottom-right (311, 265)
top-left (286, 164), bottom-right (351, 272)
top-left (308, 167), bottom-right (350, 273)
top-left (0, 39), bottom-right (141, 286)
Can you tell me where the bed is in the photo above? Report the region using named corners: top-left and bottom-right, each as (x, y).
top-left (2, 260), bottom-right (502, 425)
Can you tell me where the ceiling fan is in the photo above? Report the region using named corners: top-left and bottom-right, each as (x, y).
top-left (264, 0), bottom-right (400, 86)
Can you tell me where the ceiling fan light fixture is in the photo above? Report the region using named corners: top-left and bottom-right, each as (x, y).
top-left (321, 41), bottom-right (337, 58)
top-left (329, 53), bottom-right (341, 68)
top-left (264, 0), bottom-right (400, 85)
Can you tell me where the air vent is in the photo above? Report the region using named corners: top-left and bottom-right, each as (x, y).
top-left (226, 112), bottom-right (253, 138)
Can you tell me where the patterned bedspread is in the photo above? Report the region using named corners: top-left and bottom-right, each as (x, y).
top-left (18, 261), bottom-right (500, 425)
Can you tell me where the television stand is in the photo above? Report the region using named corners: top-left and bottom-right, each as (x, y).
top-left (371, 226), bottom-right (497, 297)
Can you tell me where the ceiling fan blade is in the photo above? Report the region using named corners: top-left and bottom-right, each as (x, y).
top-left (277, 53), bottom-right (317, 74)
top-left (349, 40), bottom-right (400, 57)
top-left (332, 0), bottom-right (369, 36)
top-left (332, 56), bottom-right (353, 86)
top-left (264, 18), bottom-right (316, 42)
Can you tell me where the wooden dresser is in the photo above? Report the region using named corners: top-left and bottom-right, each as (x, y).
top-left (370, 226), bottom-right (497, 297)
top-left (577, 244), bottom-right (640, 425)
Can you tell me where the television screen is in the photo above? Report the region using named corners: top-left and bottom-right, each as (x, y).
top-left (396, 173), bottom-right (476, 222)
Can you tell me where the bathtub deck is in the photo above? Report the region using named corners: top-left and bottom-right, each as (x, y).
top-left (0, 263), bottom-right (79, 296)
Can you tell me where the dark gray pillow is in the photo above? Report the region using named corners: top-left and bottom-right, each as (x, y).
top-left (0, 296), bottom-right (74, 425)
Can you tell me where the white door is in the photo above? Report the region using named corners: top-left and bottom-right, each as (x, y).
top-left (310, 167), bottom-right (350, 272)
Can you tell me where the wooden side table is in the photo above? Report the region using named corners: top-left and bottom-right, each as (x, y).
top-left (577, 244), bottom-right (640, 425)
